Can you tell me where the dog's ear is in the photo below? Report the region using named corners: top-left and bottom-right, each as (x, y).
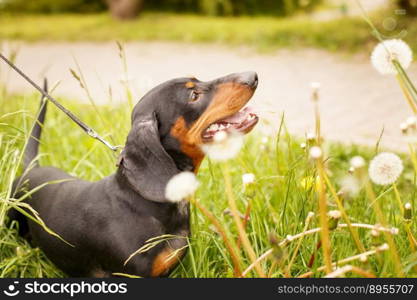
top-left (119, 112), bottom-right (179, 203)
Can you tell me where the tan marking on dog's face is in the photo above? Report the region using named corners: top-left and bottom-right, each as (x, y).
top-left (171, 82), bottom-right (254, 170)
top-left (151, 248), bottom-right (184, 277)
top-left (171, 117), bottom-right (204, 172)
top-left (185, 81), bottom-right (195, 89)
top-left (187, 82), bottom-right (254, 144)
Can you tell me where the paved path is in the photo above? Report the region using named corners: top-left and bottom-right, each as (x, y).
top-left (1, 40), bottom-right (415, 151)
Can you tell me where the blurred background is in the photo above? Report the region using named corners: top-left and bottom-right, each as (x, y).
top-left (0, 0), bottom-right (417, 149)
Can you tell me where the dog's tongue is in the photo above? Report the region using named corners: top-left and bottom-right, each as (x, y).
top-left (221, 106), bottom-right (255, 124)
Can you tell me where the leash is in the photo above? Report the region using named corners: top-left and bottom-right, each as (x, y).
top-left (0, 53), bottom-right (118, 151)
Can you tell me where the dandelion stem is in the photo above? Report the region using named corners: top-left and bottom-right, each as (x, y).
top-left (314, 101), bottom-right (321, 145)
top-left (405, 223), bottom-right (417, 252)
top-left (190, 198), bottom-right (243, 277)
top-left (299, 243), bottom-right (388, 278)
top-left (285, 212), bottom-right (314, 277)
top-left (408, 144), bottom-right (417, 177)
top-left (316, 159), bottom-right (332, 273)
top-left (364, 180), bottom-right (404, 276)
top-left (324, 265), bottom-right (376, 278)
top-left (396, 74), bottom-right (417, 114)
top-left (323, 172), bottom-right (366, 253)
top-left (242, 223), bottom-right (396, 277)
top-left (393, 60), bottom-right (417, 102)
top-left (393, 183), bottom-right (417, 252)
top-left (223, 163), bottom-right (265, 277)
top-left (393, 184), bottom-right (404, 215)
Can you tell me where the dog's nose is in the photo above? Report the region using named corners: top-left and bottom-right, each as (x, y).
top-left (237, 71), bottom-right (258, 88)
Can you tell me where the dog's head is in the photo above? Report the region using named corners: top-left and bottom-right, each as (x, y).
top-left (119, 72), bottom-right (259, 202)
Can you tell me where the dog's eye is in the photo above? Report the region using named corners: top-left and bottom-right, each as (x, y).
top-left (189, 91), bottom-right (200, 102)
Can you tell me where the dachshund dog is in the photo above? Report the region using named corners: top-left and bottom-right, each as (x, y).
top-left (9, 71), bottom-right (259, 277)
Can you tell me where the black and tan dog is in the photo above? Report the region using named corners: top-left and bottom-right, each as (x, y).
top-left (9, 71), bottom-right (259, 277)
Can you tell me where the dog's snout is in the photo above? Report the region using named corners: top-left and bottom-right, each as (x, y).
top-left (237, 71), bottom-right (258, 88)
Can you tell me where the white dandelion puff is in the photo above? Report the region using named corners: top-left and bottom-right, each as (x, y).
top-left (390, 227), bottom-right (399, 235)
top-left (286, 235), bottom-right (294, 242)
top-left (328, 210), bottom-right (342, 219)
top-left (339, 175), bottom-right (361, 197)
top-left (379, 243), bottom-right (389, 251)
top-left (309, 146), bottom-right (322, 159)
top-left (406, 116), bottom-right (417, 128)
top-left (242, 173), bottom-right (255, 185)
top-left (371, 229), bottom-right (380, 237)
top-left (400, 122), bottom-right (409, 133)
top-left (369, 152), bottom-right (403, 185)
top-left (307, 211), bottom-right (315, 218)
top-left (201, 131), bottom-right (244, 162)
top-left (359, 254), bottom-right (368, 263)
top-left (306, 132), bottom-right (316, 142)
top-left (165, 172), bottom-right (199, 203)
top-left (350, 156), bottom-right (366, 169)
top-left (213, 131), bottom-right (227, 143)
top-left (371, 39), bottom-right (413, 75)
top-left (310, 82), bottom-right (321, 90)
top-left (405, 202), bottom-right (412, 210)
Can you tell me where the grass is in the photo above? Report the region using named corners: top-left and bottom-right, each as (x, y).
top-left (1, 11), bottom-right (417, 53)
top-left (1, 87), bottom-right (417, 278)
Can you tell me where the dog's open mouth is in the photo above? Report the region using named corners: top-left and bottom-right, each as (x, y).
top-left (202, 106), bottom-right (259, 142)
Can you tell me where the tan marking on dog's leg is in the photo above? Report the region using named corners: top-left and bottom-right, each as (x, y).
top-left (151, 248), bottom-right (182, 277)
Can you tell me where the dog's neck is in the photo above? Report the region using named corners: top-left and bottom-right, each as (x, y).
top-left (167, 149), bottom-right (202, 173)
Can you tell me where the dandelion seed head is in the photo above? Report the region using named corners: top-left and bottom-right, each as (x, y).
top-left (309, 146), bottom-right (322, 159)
top-left (391, 227), bottom-right (399, 235)
top-left (371, 229), bottom-right (380, 237)
top-left (165, 172), bottom-right (199, 203)
top-left (405, 202), bottom-right (412, 210)
top-left (307, 211), bottom-right (315, 218)
top-left (369, 152), bottom-right (403, 185)
top-left (300, 142), bottom-right (307, 149)
top-left (242, 173), bottom-right (255, 185)
top-left (400, 122), bottom-right (409, 133)
top-left (306, 132), bottom-right (316, 142)
top-left (201, 132), bottom-right (244, 162)
top-left (339, 176), bottom-right (361, 197)
top-left (359, 254), bottom-right (368, 263)
top-left (406, 116), bottom-right (417, 127)
top-left (379, 243), bottom-right (389, 251)
top-left (350, 156), bottom-right (366, 169)
top-left (213, 131), bottom-right (227, 143)
top-left (328, 210), bottom-right (342, 219)
top-left (310, 82), bottom-right (321, 89)
top-left (371, 39), bottom-right (413, 75)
